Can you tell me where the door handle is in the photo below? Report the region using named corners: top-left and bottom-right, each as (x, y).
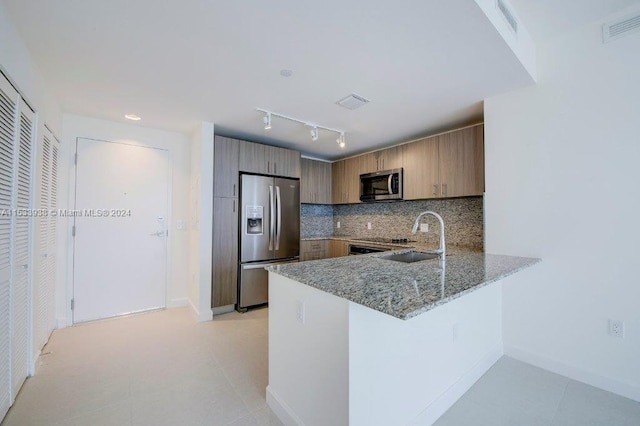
top-left (275, 186), bottom-right (282, 250)
top-left (269, 185), bottom-right (274, 250)
top-left (150, 230), bottom-right (165, 237)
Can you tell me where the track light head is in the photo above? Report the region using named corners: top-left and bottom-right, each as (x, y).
top-left (263, 112), bottom-right (272, 130)
top-left (336, 132), bottom-right (346, 148)
top-left (310, 126), bottom-right (319, 141)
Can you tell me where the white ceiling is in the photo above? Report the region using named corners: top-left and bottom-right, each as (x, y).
top-left (3, 0), bottom-right (542, 159)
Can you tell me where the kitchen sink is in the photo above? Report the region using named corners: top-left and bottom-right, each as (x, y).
top-left (379, 251), bottom-right (440, 263)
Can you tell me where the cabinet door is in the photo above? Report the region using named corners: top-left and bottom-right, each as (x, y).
top-left (379, 146), bottom-right (402, 170)
top-left (438, 125), bottom-right (484, 197)
top-left (328, 240), bottom-right (349, 258)
top-left (344, 157), bottom-right (361, 203)
top-left (402, 136), bottom-right (440, 200)
top-left (317, 161), bottom-right (332, 204)
top-left (214, 136), bottom-right (239, 198)
top-left (359, 152), bottom-right (377, 174)
top-left (301, 240), bottom-right (328, 261)
top-left (239, 141), bottom-right (268, 174)
top-left (301, 158), bottom-right (315, 203)
top-left (269, 146), bottom-right (300, 178)
top-left (331, 160), bottom-right (346, 204)
top-left (212, 197), bottom-right (238, 307)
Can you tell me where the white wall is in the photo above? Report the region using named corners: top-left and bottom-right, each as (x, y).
top-left (0, 3), bottom-right (61, 135)
top-left (485, 9), bottom-right (640, 401)
top-left (60, 114), bottom-right (191, 325)
top-left (188, 122), bottom-right (214, 321)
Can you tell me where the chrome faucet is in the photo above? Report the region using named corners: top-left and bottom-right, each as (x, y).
top-left (411, 211), bottom-right (446, 260)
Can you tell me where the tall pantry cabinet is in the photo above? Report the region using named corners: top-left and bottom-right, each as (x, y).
top-left (0, 71), bottom-right (58, 422)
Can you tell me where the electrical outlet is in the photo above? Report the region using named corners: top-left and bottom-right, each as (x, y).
top-left (420, 223), bottom-right (429, 233)
top-left (367, 222), bottom-right (372, 230)
top-left (296, 300), bottom-right (305, 324)
top-left (336, 221), bottom-right (341, 229)
top-left (609, 319), bottom-right (624, 338)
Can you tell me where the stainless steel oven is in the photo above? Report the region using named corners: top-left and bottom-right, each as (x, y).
top-left (348, 245), bottom-right (390, 255)
top-left (360, 168), bottom-right (403, 202)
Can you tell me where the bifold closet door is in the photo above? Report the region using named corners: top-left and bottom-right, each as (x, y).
top-left (0, 72), bottom-right (19, 421)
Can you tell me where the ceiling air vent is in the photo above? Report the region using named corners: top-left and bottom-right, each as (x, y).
top-left (336, 93), bottom-right (370, 110)
top-left (603, 11), bottom-right (640, 43)
top-left (496, 0), bottom-right (518, 35)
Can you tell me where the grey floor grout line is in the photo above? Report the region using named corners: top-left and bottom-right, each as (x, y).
top-left (548, 378), bottom-right (570, 426)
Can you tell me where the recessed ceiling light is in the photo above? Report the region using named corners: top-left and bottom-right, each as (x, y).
top-left (124, 114), bottom-right (141, 121)
top-left (280, 69), bottom-right (293, 77)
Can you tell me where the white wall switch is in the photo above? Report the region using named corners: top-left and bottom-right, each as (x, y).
top-left (609, 319), bottom-right (624, 338)
top-left (336, 221), bottom-right (341, 229)
top-left (420, 223), bottom-right (429, 233)
top-left (296, 300), bottom-right (306, 324)
top-left (367, 222), bottom-right (372, 230)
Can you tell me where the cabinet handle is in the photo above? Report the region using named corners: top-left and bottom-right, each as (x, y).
top-left (274, 163), bottom-right (277, 174)
top-left (433, 184), bottom-right (438, 196)
top-left (233, 199), bottom-right (236, 212)
top-left (442, 183), bottom-right (447, 196)
top-left (233, 184), bottom-right (236, 197)
top-left (382, 159), bottom-right (384, 170)
top-left (267, 161), bottom-right (270, 173)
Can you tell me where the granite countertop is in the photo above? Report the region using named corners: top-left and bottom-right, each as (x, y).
top-left (268, 249), bottom-right (540, 320)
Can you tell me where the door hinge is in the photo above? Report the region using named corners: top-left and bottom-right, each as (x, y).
top-left (70, 299), bottom-right (74, 310)
top-left (72, 225), bottom-right (76, 237)
top-left (166, 230), bottom-right (169, 237)
top-left (74, 153), bottom-right (78, 165)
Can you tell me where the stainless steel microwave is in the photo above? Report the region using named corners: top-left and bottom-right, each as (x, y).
top-left (360, 168), bottom-right (403, 202)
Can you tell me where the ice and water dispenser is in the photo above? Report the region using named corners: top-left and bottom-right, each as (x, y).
top-left (245, 205), bottom-right (263, 235)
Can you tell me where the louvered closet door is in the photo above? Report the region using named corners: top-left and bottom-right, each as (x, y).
top-left (0, 73), bottom-right (19, 421)
top-left (33, 131), bottom-right (51, 354)
top-left (46, 140), bottom-right (57, 330)
top-left (11, 103), bottom-right (35, 397)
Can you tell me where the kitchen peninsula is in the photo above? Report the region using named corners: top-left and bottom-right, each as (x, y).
top-left (266, 250), bottom-right (539, 426)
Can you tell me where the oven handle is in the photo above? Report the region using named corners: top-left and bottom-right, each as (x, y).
top-left (388, 174), bottom-right (394, 195)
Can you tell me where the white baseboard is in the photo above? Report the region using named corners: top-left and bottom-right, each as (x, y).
top-left (410, 344), bottom-right (504, 425)
top-left (167, 297), bottom-right (189, 308)
top-left (505, 344), bottom-right (640, 402)
top-left (267, 385), bottom-right (305, 426)
top-left (188, 298), bottom-right (213, 322)
top-left (55, 317), bottom-right (67, 330)
top-left (212, 304), bottom-right (235, 316)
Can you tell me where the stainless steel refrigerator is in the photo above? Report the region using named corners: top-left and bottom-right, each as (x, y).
top-left (238, 174), bottom-right (300, 310)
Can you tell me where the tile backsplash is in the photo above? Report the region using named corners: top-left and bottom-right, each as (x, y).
top-left (302, 197), bottom-right (484, 249)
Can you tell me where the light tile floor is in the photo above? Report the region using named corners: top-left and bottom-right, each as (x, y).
top-left (3, 307), bottom-right (639, 426)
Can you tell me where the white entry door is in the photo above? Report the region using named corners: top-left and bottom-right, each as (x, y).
top-left (73, 138), bottom-right (170, 323)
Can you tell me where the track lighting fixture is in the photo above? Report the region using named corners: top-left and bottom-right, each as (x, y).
top-left (256, 108), bottom-right (346, 149)
top-left (263, 112), bottom-right (272, 130)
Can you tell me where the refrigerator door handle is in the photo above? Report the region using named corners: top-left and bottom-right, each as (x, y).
top-left (268, 185), bottom-right (274, 250)
top-left (275, 186), bottom-right (282, 250)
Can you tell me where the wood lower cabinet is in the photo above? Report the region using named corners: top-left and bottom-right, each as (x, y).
top-left (402, 124), bottom-right (484, 200)
top-left (300, 240), bottom-right (329, 261)
top-left (239, 141), bottom-right (300, 178)
top-left (301, 158), bottom-right (332, 204)
top-left (214, 136), bottom-right (239, 198)
top-left (212, 197), bottom-right (238, 308)
top-left (328, 240), bottom-right (350, 258)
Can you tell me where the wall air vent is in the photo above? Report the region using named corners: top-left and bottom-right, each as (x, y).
top-left (336, 93), bottom-right (370, 110)
top-left (496, 0), bottom-right (518, 35)
top-left (603, 11), bottom-right (640, 43)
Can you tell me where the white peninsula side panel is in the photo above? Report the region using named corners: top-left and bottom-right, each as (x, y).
top-left (268, 271), bottom-right (504, 426)
top-left (267, 273), bottom-right (350, 426)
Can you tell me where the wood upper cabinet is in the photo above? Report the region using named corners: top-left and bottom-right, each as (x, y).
top-left (212, 197), bottom-right (238, 308)
top-left (438, 125), bottom-right (484, 197)
top-left (301, 158), bottom-right (331, 204)
top-left (402, 136), bottom-right (440, 200)
top-left (239, 141), bottom-right (300, 178)
top-left (332, 158), bottom-right (360, 204)
top-left (267, 145), bottom-right (300, 178)
top-left (401, 124), bottom-right (484, 199)
top-left (214, 136), bottom-right (239, 198)
top-left (360, 146), bottom-right (403, 174)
